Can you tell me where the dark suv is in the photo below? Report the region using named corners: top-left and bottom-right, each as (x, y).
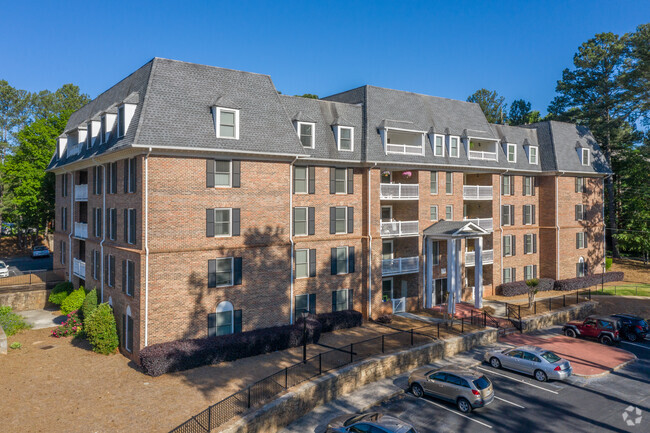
top-left (563, 315), bottom-right (621, 345)
top-left (611, 314), bottom-right (648, 342)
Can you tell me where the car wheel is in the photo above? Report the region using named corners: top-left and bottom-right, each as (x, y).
top-left (411, 383), bottom-right (424, 398)
top-left (599, 335), bottom-right (613, 345)
top-left (564, 328), bottom-right (577, 338)
top-left (534, 370), bottom-right (548, 382)
top-left (627, 332), bottom-right (638, 342)
top-left (490, 357), bottom-right (501, 369)
top-left (457, 397), bottom-right (472, 413)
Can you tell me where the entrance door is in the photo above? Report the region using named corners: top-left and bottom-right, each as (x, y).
top-left (381, 206), bottom-right (393, 222)
top-left (434, 278), bottom-right (447, 305)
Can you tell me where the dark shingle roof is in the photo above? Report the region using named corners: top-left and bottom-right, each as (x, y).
top-left (423, 220), bottom-right (488, 237)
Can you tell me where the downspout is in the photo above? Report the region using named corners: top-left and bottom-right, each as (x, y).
top-left (289, 156), bottom-right (298, 324)
top-left (499, 169), bottom-right (508, 284)
top-left (603, 175), bottom-right (607, 268)
top-left (68, 172), bottom-right (73, 280)
top-left (144, 148), bottom-right (151, 346)
top-left (367, 164), bottom-right (376, 318)
top-left (92, 158), bottom-right (106, 303)
top-left (556, 172), bottom-right (565, 279)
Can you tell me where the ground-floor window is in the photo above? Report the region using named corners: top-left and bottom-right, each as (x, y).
top-left (524, 264), bottom-right (537, 281)
top-left (295, 293), bottom-right (316, 317)
top-left (122, 306), bottom-right (133, 353)
top-left (503, 267), bottom-right (515, 284)
top-left (576, 257), bottom-right (586, 277)
top-left (332, 289), bottom-right (353, 312)
top-left (208, 301), bottom-right (242, 337)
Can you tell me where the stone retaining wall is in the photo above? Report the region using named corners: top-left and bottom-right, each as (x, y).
top-left (521, 301), bottom-right (597, 333)
top-left (0, 285), bottom-right (52, 311)
top-left (220, 328), bottom-right (498, 433)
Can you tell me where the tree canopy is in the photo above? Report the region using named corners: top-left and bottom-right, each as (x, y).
top-left (467, 89), bottom-right (507, 124)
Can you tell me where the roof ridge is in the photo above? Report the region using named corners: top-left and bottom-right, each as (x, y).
top-left (132, 57), bottom-right (159, 146)
top-left (151, 57), bottom-right (272, 79)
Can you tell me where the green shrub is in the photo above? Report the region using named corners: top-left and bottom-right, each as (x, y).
top-left (60, 288), bottom-right (86, 315)
top-left (606, 257), bottom-right (613, 271)
top-left (10, 342), bottom-right (22, 349)
top-left (0, 306), bottom-right (32, 336)
top-left (48, 281), bottom-right (74, 305)
top-left (51, 311), bottom-right (83, 338)
top-left (81, 288), bottom-right (98, 321)
top-left (85, 303), bottom-right (119, 355)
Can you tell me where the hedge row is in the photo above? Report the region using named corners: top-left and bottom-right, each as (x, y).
top-left (313, 310), bottom-right (363, 333)
top-left (497, 278), bottom-right (555, 297)
top-left (497, 272), bottom-right (625, 296)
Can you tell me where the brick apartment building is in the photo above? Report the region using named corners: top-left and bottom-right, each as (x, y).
top-left (48, 58), bottom-right (609, 360)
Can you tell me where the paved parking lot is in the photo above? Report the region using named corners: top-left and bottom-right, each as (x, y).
top-left (1, 255), bottom-right (53, 277)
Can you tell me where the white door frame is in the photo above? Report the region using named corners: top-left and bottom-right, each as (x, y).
top-left (381, 205), bottom-right (393, 222)
top-left (382, 277), bottom-right (394, 302)
top-left (382, 240), bottom-right (394, 260)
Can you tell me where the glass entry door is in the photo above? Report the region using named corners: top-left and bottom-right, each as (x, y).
top-left (434, 278), bottom-right (447, 305)
top-left (382, 278), bottom-right (393, 302)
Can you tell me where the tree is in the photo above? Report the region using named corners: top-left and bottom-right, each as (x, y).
top-left (508, 99), bottom-right (541, 125)
top-left (30, 84), bottom-right (89, 120)
top-left (622, 23), bottom-right (650, 127)
top-left (467, 89), bottom-right (507, 124)
top-left (294, 93), bottom-right (318, 99)
top-left (526, 278), bottom-right (540, 307)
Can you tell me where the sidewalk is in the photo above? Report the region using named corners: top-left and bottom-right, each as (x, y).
top-left (19, 309), bottom-right (65, 329)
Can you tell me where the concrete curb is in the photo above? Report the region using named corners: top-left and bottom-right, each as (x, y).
top-left (571, 354), bottom-right (638, 378)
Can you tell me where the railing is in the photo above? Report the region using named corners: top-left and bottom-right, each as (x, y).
top-left (463, 217), bottom-right (493, 232)
top-left (73, 258), bottom-right (86, 279)
top-left (74, 222), bottom-right (88, 239)
top-left (463, 185), bottom-right (493, 200)
top-left (380, 221), bottom-right (419, 237)
top-left (464, 249), bottom-right (494, 266)
top-left (382, 257), bottom-right (419, 276)
top-left (504, 289), bottom-right (593, 332)
top-left (380, 183), bottom-right (419, 200)
top-left (468, 150), bottom-right (498, 161)
top-left (74, 184), bottom-right (88, 201)
top-left (385, 143), bottom-right (424, 155)
top-left (0, 270), bottom-right (64, 289)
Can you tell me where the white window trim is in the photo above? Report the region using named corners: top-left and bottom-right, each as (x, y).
top-left (524, 265), bottom-right (534, 280)
top-left (213, 208), bottom-right (233, 237)
top-left (334, 207), bottom-right (348, 235)
top-left (127, 208), bottom-right (136, 245)
top-left (503, 205), bottom-right (513, 226)
top-left (433, 134), bottom-right (445, 157)
top-left (524, 234), bottom-right (533, 254)
top-left (430, 171), bottom-right (438, 194)
top-left (336, 126), bottom-right (354, 152)
top-left (507, 143), bottom-right (517, 163)
top-left (297, 122), bottom-right (315, 149)
top-left (295, 248), bottom-right (310, 279)
top-left (581, 148), bottom-right (590, 166)
top-left (117, 105), bottom-right (125, 138)
top-left (335, 167), bottom-right (348, 194)
top-left (381, 205), bottom-right (393, 221)
top-left (577, 204), bottom-right (585, 221)
top-left (503, 235), bottom-right (513, 257)
top-left (294, 166), bottom-right (308, 194)
top-left (382, 240), bottom-right (394, 260)
top-left (213, 160), bottom-right (233, 188)
top-left (448, 136), bottom-right (460, 158)
top-left (215, 258), bottom-right (235, 288)
top-left (125, 305), bottom-right (132, 352)
top-left (578, 256), bottom-right (585, 277)
top-left (445, 205), bottom-right (453, 221)
top-left (430, 205), bottom-right (439, 221)
top-left (529, 146), bottom-right (539, 165)
top-left (524, 205), bottom-right (532, 225)
top-left (216, 300), bottom-right (235, 334)
top-left (294, 207), bottom-right (309, 237)
top-left (445, 172), bottom-right (453, 195)
top-left (100, 115), bottom-right (106, 145)
top-left (336, 246), bottom-right (349, 275)
top-left (215, 107), bottom-right (240, 140)
top-left (503, 267), bottom-right (513, 284)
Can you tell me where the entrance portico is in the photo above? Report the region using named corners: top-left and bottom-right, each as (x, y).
top-left (423, 221), bottom-right (489, 314)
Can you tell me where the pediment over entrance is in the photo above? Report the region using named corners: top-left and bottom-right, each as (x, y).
top-left (422, 220), bottom-right (488, 238)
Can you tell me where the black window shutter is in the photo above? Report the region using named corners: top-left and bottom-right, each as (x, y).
top-left (121, 314), bottom-right (126, 348)
top-left (523, 206), bottom-right (526, 225)
top-left (348, 289), bottom-right (353, 310)
top-left (112, 163), bottom-right (117, 193)
top-left (575, 177), bottom-right (579, 193)
top-left (130, 210), bottom-right (136, 243)
top-left (533, 265), bottom-right (538, 279)
top-left (532, 178), bottom-right (536, 196)
top-left (513, 268), bottom-right (517, 281)
top-left (576, 233), bottom-right (580, 249)
top-left (128, 261), bottom-right (135, 296)
top-left (233, 257), bottom-right (242, 285)
top-left (308, 293), bottom-right (316, 314)
top-left (292, 208), bottom-right (296, 236)
top-left (511, 179), bottom-right (515, 196)
top-left (93, 168), bottom-right (97, 195)
top-left (511, 205), bottom-right (515, 226)
top-left (207, 313), bottom-right (217, 337)
top-left (308, 166), bottom-right (315, 194)
top-left (348, 246), bottom-right (355, 273)
top-left (292, 166), bottom-right (296, 194)
top-left (331, 248), bottom-right (337, 275)
top-left (512, 235), bottom-right (516, 256)
top-left (232, 208), bottom-right (240, 236)
top-left (131, 158), bottom-right (137, 192)
top-left (104, 254), bottom-right (108, 282)
top-left (123, 159), bottom-right (128, 193)
top-left (121, 260), bottom-right (126, 293)
top-left (111, 256), bottom-right (115, 286)
top-left (123, 209), bottom-right (128, 242)
top-left (533, 234), bottom-right (537, 253)
top-left (532, 205), bottom-right (536, 225)
top-left (584, 232), bottom-right (588, 249)
top-left (206, 159), bottom-right (215, 188)
top-left (232, 160), bottom-right (241, 188)
top-left (127, 315), bottom-right (133, 352)
top-left (112, 209), bottom-right (117, 239)
top-left (309, 249), bottom-right (316, 277)
top-left (330, 167), bottom-right (336, 194)
top-left (308, 207), bottom-right (315, 235)
top-left (208, 259), bottom-right (217, 288)
top-left (347, 168), bottom-right (353, 194)
top-left (501, 206), bottom-right (507, 226)
top-left (206, 209), bottom-right (215, 237)
top-left (99, 209), bottom-right (103, 236)
top-left (575, 205), bottom-right (580, 221)
top-left (347, 207), bottom-right (354, 234)
top-left (503, 236), bottom-right (507, 257)
top-left (330, 207), bottom-right (336, 234)
top-left (96, 251), bottom-right (101, 279)
top-left (332, 291), bottom-right (337, 311)
top-left (233, 310), bottom-right (242, 333)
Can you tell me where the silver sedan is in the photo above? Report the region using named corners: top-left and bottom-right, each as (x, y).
top-left (484, 345), bottom-right (572, 382)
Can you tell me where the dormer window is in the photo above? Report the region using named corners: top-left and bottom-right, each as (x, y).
top-left (86, 122), bottom-right (93, 149)
top-left (117, 105), bottom-right (125, 138)
top-left (449, 136), bottom-right (460, 158)
top-left (215, 107), bottom-right (240, 139)
top-left (336, 126), bottom-right (354, 151)
top-left (507, 143), bottom-right (517, 163)
top-left (100, 115), bottom-right (106, 144)
top-left (528, 146), bottom-right (538, 165)
top-left (297, 122), bottom-right (315, 148)
top-left (581, 148), bottom-right (590, 166)
top-left (433, 134), bottom-right (444, 156)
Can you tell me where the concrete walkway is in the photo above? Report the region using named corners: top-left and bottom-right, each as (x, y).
top-left (19, 309), bottom-right (65, 329)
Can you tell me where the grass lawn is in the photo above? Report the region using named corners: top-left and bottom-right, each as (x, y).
top-left (598, 283), bottom-right (650, 297)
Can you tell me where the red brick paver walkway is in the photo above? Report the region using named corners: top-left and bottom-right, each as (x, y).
top-left (501, 333), bottom-right (636, 376)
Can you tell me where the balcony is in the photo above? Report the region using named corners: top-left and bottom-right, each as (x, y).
top-left (73, 258), bottom-right (86, 279)
top-left (465, 250), bottom-right (494, 266)
top-left (74, 222), bottom-right (88, 239)
top-left (467, 139), bottom-right (498, 161)
top-left (468, 150), bottom-right (498, 161)
top-left (380, 183), bottom-right (419, 200)
top-left (463, 185), bottom-right (493, 200)
top-left (385, 143), bottom-right (424, 155)
top-left (74, 184), bottom-right (88, 201)
top-left (464, 217), bottom-right (493, 232)
top-left (380, 221), bottom-right (419, 238)
top-left (382, 257), bottom-right (420, 276)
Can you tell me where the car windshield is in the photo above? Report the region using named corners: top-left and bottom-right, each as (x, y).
top-left (540, 351), bottom-right (561, 363)
top-left (35, 246), bottom-right (46, 251)
top-left (344, 414), bottom-right (367, 427)
top-left (473, 376), bottom-right (491, 390)
top-left (0, 262), bottom-right (6, 269)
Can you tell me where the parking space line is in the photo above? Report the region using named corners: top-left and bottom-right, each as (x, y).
top-left (621, 341), bottom-right (650, 350)
top-left (476, 367), bottom-right (559, 394)
top-left (418, 398), bottom-right (493, 429)
top-left (494, 396), bottom-right (525, 408)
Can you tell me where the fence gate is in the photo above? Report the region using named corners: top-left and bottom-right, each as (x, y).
top-left (392, 297), bottom-right (406, 313)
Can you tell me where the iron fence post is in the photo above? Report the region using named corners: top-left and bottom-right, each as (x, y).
top-left (319, 353), bottom-right (322, 375)
top-left (437, 322), bottom-right (440, 338)
top-left (507, 303), bottom-right (510, 320)
top-left (381, 335), bottom-right (385, 353)
top-left (350, 343), bottom-right (354, 363)
top-left (483, 311), bottom-right (486, 327)
top-left (285, 367), bottom-right (288, 389)
top-left (518, 305), bottom-right (521, 319)
top-left (576, 290), bottom-right (579, 303)
top-left (461, 318), bottom-right (464, 334)
top-left (247, 387), bottom-right (251, 409)
top-left (410, 328), bottom-right (414, 346)
top-left (208, 406), bottom-right (211, 432)
top-left (588, 288), bottom-right (591, 300)
top-left (548, 296), bottom-right (551, 312)
top-left (534, 301), bottom-right (537, 315)
top-left (563, 295), bottom-right (566, 307)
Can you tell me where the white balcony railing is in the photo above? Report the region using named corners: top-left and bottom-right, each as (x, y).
top-left (74, 222), bottom-right (88, 239)
top-left (385, 143), bottom-right (424, 155)
top-left (382, 257), bottom-right (420, 276)
top-left (468, 150), bottom-right (498, 161)
top-left (74, 184), bottom-right (88, 201)
top-left (465, 249), bottom-right (494, 266)
top-left (380, 221), bottom-right (419, 237)
top-left (380, 183), bottom-right (419, 200)
top-left (73, 258), bottom-right (86, 279)
top-left (464, 217), bottom-right (493, 232)
top-left (463, 185), bottom-right (493, 200)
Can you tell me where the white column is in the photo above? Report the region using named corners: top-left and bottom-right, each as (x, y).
top-left (474, 236), bottom-right (483, 309)
top-left (447, 239), bottom-right (456, 315)
top-left (455, 239), bottom-right (462, 311)
top-left (426, 237), bottom-right (433, 308)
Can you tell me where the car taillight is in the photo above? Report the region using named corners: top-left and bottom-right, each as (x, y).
top-left (554, 365), bottom-right (561, 371)
top-left (472, 389), bottom-right (480, 396)
top-left (636, 325), bottom-right (644, 331)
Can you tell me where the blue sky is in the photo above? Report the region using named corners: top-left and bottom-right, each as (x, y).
top-left (2, 1), bottom-right (647, 115)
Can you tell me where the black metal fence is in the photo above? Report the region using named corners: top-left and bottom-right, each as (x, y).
top-left (504, 289), bottom-right (593, 331)
top-left (170, 318), bottom-right (488, 433)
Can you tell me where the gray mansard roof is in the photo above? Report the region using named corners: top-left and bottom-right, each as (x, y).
top-left (49, 58), bottom-right (610, 176)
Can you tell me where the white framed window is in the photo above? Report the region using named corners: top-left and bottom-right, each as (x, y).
top-left (334, 168), bottom-right (347, 194)
top-left (575, 204), bottom-right (586, 221)
top-left (127, 208), bottom-right (136, 244)
top-left (430, 205), bottom-right (438, 221)
top-left (446, 172), bottom-right (453, 194)
top-left (117, 105), bottom-right (125, 138)
top-left (215, 107), bottom-right (240, 139)
top-left (433, 134), bottom-right (444, 156)
top-left (295, 249), bottom-right (309, 279)
top-left (507, 143), bottom-right (517, 163)
top-left (503, 267), bottom-right (514, 284)
top-left (503, 235), bottom-right (513, 257)
top-left (295, 294), bottom-right (316, 316)
top-left (501, 204), bottom-right (514, 226)
top-left (523, 204), bottom-right (533, 225)
top-left (124, 305), bottom-right (133, 352)
top-left (523, 176), bottom-right (534, 196)
top-left (108, 254), bottom-right (115, 287)
top-left (577, 257), bottom-right (586, 277)
top-left (336, 126), bottom-right (354, 151)
top-left (445, 205), bottom-right (453, 220)
top-left (334, 207), bottom-right (348, 234)
top-left (333, 288), bottom-right (352, 311)
top-left (529, 146), bottom-right (538, 165)
top-left (430, 171), bottom-right (438, 194)
top-left (432, 241), bottom-right (440, 265)
top-left (575, 177), bottom-right (586, 193)
top-left (524, 265), bottom-right (535, 281)
top-left (216, 301), bottom-right (234, 335)
top-left (581, 148), bottom-right (590, 166)
top-left (297, 122), bottom-right (315, 148)
top-left (294, 166), bottom-right (307, 194)
top-left (449, 136), bottom-right (460, 158)
top-left (294, 207), bottom-right (308, 236)
top-left (100, 115), bottom-right (106, 144)
top-left (335, 247), bottom-right (349, 275)
top-left (214, 208), bottom-right (232, 236)
top-left (502, 175), bottom-right (513, 196)
top-left (577, 232), bottom-right (587, 249)
top-left (382, 240), bottom-right (393, 260)
top-left (524, 234), bottom-right (533, 254)
top-left (214, 258), bottom-right (234, 287)
top-left (212, 160), bottom-right (232, 187)
top-left (381, 205), bottom-right (392, 222)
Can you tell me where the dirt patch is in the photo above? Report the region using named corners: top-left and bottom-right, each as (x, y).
top-left (609, 258), bottom-right (650, 284)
